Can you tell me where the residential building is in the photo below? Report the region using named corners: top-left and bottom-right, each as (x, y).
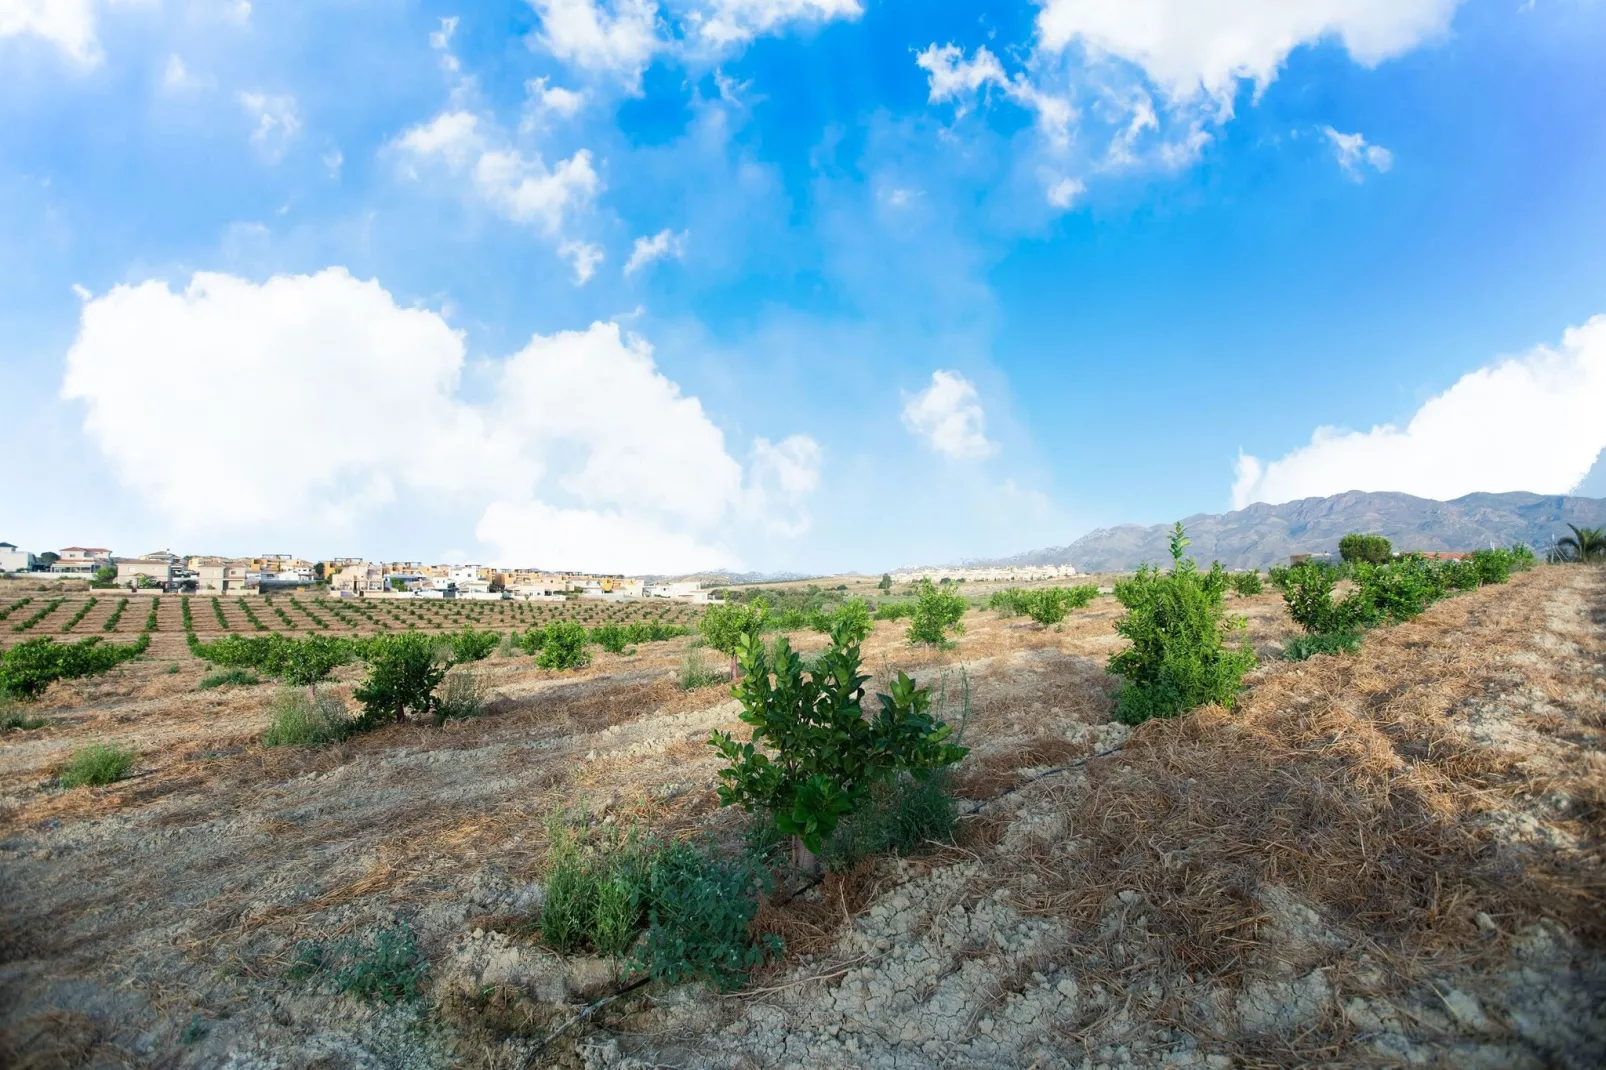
top-left (890, 564), bottom-right (1078, 584)
top-left (191, 558), bottom-right (261, 594)
top-left (115, 558), bottom-right (174, 588)
top-left (644, 581), bottom-right (716, 604)
top-left (330, 561), bottom-right (385, 595)
top-left (50, 547), bottom-right (114, 575)
top-left (0, 542), bottom-right (35, 573)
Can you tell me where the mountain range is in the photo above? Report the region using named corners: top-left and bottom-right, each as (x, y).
top-left (973, 491), bottom-right (1606, 572)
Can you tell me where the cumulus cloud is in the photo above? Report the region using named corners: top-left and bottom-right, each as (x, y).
top-left (1322, 126), bottom-right (1393, 178)
top-left (0, 0), bottom-right (103, 65)
top-left (1035, 0), bottom-right (1461, 107)
top-left (916, 43), bottom-right (1077, 151)
top-left (558, 240), bottom-right (605, 283)
top-left (529, 0), bottom-right (662, 88)
top-left (623, 228), bottom-right (688, 275)
top-left (392, 110), bottom-right (599, 235)
top-left (238, 91), bottom-right (300, 161)
top-left (526, 76), bottom-right (587, 118)
top-left (1046, 176), bottom-right (1085, 209)
top-left (690, 0), bottom-right (862, 46)
top-left (901, 370), bottom-right (997, 461)
top-left (1232, 315), bottom-right (1606, 508)
top-left (60, 270), bottom-right (820, 573)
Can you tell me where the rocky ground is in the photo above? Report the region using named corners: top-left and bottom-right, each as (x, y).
top-left (1, 570), bottom-right (1602, 1069)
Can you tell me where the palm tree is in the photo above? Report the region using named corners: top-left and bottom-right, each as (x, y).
top-left (1554, 524), bottom-right (1606, 563)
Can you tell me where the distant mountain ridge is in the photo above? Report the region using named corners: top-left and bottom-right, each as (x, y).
top-left (973, 491), bottom-right (1606, 573)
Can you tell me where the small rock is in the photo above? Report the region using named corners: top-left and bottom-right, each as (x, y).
top-left (1475, 912), bottom-right (1498, 935)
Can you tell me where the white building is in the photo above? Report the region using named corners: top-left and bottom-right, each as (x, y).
top-left (890, 564), bottom-right (1078, 584)
top-left (644, 581), bottom-right (716, 604)
top-left (330, 562), bottom-right (386, 595)
top-left (0, 542), bottom-right (35, 573)
top-left (50, 546), bottom-right (114, 575)
top-left (115, 558), bottom-right (174, 588)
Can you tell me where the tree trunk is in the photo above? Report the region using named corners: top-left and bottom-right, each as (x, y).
top-left (792, 836), bottom-right (820, 878)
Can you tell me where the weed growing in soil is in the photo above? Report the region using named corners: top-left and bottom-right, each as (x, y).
top-left (432, 670), bottom-right (486, 725)
top-left (199, 668), bottom-right (261, 689)
top-left (678, 646), bottom-right (726, 690)
top-left (1108, 523), bottom-right (1256, 725)
top-left (59, 742), bottom-right (136, 787)
top-left (1, 702), bottom-right (48, 731)
top-left (261, 690), bottom-right (353, 747)
top-left (637, 840), bottom-right (778, 992)
top-left (288, 923), bottom-right (429, 1004)
top-left (814, 771), bottom-right (958, 871)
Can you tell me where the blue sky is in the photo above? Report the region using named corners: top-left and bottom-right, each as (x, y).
top-left (2, 0), bottom-right (1603, 574)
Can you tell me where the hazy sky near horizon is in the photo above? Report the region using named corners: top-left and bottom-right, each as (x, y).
top-left (2, 0), bottom-right (1604, 573)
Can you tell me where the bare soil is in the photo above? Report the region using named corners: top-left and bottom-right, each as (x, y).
top-left (1, 571), bottom-right (1601, 1069)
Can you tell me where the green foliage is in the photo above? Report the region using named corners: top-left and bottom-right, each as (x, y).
top-left (1014, 585), bottom-right (1099, 627)
top-left (1107, 524), bottom-right (1256, 726)
top-left (816, 771), bottom-right (958, 872)
top-left (678, 646), bottom-right (726, 690)
top-left (60, 597), bottom-right (97, 632)
top-left (11, 598), bottom-right (63, 633)
top-left (699, 602), bottom-right (769, 658)
top-left (812, 597), bottom-right (872, 645)
top-left (91, 564), bottom-right (118, 586)
top-left (1282, 563), bottom-right (1343, 633)
top-left (198, 668), bottom-right (260, 689)
top-left (539, 820), bottom-right (655, 957)
top-left (144, 597), bottom-right (160, 632)
top-left (211, 597), bottom-right (230, 630)
top-left (536, 621), bottom-right (592, 670)
top-left (878, 573), bottom-right (893, 593)
top-left (261, 689), bottom-right (354, 746)
top-left (1228, 570), bottom-right (1264, 596)
top-left (189, 632), bottom-right (353, 687)
top-left (1554, 524), bottom-right (1606, 563)
top-left (288, 924), bottom-right (429, 1004)
top-left (709, 622), bottom-right (968, 854)
top-left (59, 742), bottom-right (136, 787)
top-left (906, 580), bottom-right (967, 646)
top-left (1, 703), bottom-right (49, 731)
top-left (353, 632), bottom-right (446, 726)
top-left (987, 588), bottom-right (1027, 617)
top-left (444, 627), bottom-right (499, 664)
top-left (102, 598), bottom-right (129, 631)
top-left (1339, 533), bottom-right (1394, 565)
top-left (873, 601), bottom-right (913, 621)
top-left (0, 633), bottom-right (151, 700)
top-left (0, 596), bottom-right (34, 623)
top-left (1283, 630), bottom-right (1364, 661)
top-left (636, 840), bottom-right (776, 991)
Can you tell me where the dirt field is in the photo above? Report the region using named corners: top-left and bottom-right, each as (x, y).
top-left (1, 569), bottom-right (1602, 1068)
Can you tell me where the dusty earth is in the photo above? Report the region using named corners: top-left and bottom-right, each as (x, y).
top-left (1, 569), bottom-right (1602, 1069)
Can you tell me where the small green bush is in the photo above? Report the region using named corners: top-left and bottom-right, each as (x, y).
top-left (1283, 630), bottom-right (1364, 661)
top-left (536, 621), bottom-right (592, 670)
top-left (817, 771), bottom-right (958, 872)
top-left (1, 703), bottom-right (48, 731)
top-left (0, 633), bottom-right (151, 700)
top-left (353, 632), bottom-right (445, 726)
top-left (1228, 570), bottom-right (1263, 596)
top-left (906, 580), bottom-right (967, 646)
top-left (1107, 523), bottom-right (1256, 725)
top-left (199, 668), bottom-right (261, 689)
top-left (636, 839), bottom-right (777, 992)
top-left (873, 601), bottom-right (913, 621)
top-left (59, 742), bottom-right (136, 787)
top-left (288, 923), bottom-right (429, 1004)
top-left (444, 628), bottom-right (499, 664)
top-left (262, 689), bottom-right (354, 746)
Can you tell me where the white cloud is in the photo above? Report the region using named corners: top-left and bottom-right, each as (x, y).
top-left (429, 14), bottom-right (460, 72)
top-left (0, 0), bottom-right (100, 65)
top-left (1046, 176), bottom-right (1085, 209)
top-left (238, 91), bottom-right (300, 162)
top-left (901, 370), bottom-right (997, 461)
top-left (623, 228), bottom-right (688, 275)
top-left (1232, 315), bottom-right (1606, 508)
top-left (1035, 0), bottom-right (1461, 108)
top-left (59, 271), bottom-right (819, 573)
top-left (322, 147), bottom-right (344, 177)
top-left (529, 0), bottom-right (662, 88)
top-left (1322, 125), bottom-right (1393, 179)
top-left (690, 0), bottom-right (862, 46)
top-left (915, 43), bottom-right (1076, 150)
top-left (558, 239), bottom-right (605, 283)
top-left (393, 110), bottom-right (600, 235)
top-left (527, 76), bottom-right (587, 118)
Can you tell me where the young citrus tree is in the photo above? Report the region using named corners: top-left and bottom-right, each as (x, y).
top-left (699, 601), bottom-right (768, 678)
top-left (709, 620), bottom-right (968, 869)
top-left (906, 580), bottom-right (966, 646)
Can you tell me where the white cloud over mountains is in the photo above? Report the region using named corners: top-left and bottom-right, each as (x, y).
top-left (60, 269), bottom-right (820, 573)
top-left (901, 370), bottom-right (997, 461)
top-left (1232, 315), bottom-right (1606, 509)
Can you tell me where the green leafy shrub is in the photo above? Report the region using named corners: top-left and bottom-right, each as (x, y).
top-left (1016, 585), bottom-right (1098, 627)
top-left (1339, 533), bottom-right (1393, 565)
top-left (0, 633), bottom-right (151, 700)
top-left (0, 596), bottom-right (33, 623)
top-left (1, 703), bottom-right (49, 731)
top-left (906, 580), bottom-right (966, 646)
top-left (59, 742), bottom-right (136, 787)
top-left (873, 601), bottom-right (913, 621)
top-left (199, 668), bottom-right (260, 689)
top-left (211, 597), bottom-right (230, 630)
top-left (144, 597), bottom-right (160, 632)
top-left (1107, 523), bottom-right (1257, 726)
top-left (539, 821), bottom-right (654, 957)
top-left (636, 839), bottom-right (777, 991)
top-left (1553, 525), bottom-right (1605, 563)
top-left (444, 627), bottom-right (499, 663)
top-left (700, 602), bottom-right (769, 675)
top-left (288, 924), bottom-right (428, 1004)
top-left (591, 622), bottom-right (630, 654)
top-left (1282, 562), bottom-right (1343, 634)
top-left (710, 621), bottom-right (967, 855)
top-left (261, 689), bottom-right (353, 746)
top-left (811, 598), bottom-right (873, 645)
top-left (987, 588), bottom-right (1027, 617)
top-left (1283, 630), bottom-right (1364, 661)
top-left (353, 632), bottom-right (446, 726)
top-left (1228, 570), bottom-right (1264, 596)
top-left (536, 621), bottom-right (592, 670)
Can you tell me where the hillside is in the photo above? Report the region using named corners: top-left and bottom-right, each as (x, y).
top-left (982, 490), bottom-right (1606, 571)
